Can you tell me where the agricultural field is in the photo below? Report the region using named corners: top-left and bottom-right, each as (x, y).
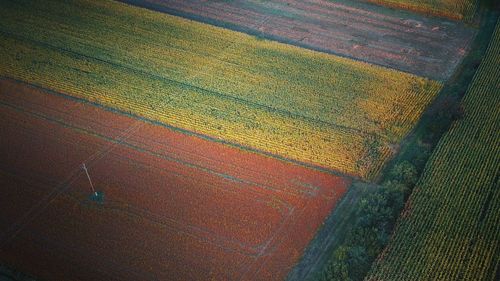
top-left (0, 78), bottom-right (350, 281)
top-left (364, 0), bottom-right (478, 20)
top-left (0, 0), bottom-right (444, 180)
top-left (0, 0), bottom-right (495, 281)
top-left (121, 0), bottom-right (476, 80)
top-left (366, 20), bottom-right (500, 281)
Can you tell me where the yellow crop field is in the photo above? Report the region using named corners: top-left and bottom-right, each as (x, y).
top-left (0, 0), bottom-right (441, 179)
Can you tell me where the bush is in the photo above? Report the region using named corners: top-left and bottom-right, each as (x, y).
top-left (388, 161), bottom-right (418, 186)
top-left (320, 247), bottom-right (350, 281)
top-left (424, 95), bottom-right (464, 143)
top-left (317, 162), bottom-right (418, 281)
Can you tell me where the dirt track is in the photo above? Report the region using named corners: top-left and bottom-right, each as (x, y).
top-left (121, 0), bottom-right (476, 80)
top-left (0, 78), bottom-right (350, 281)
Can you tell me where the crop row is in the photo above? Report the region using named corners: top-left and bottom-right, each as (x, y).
top-left (366, 20), bottom-right (500, 280)
top-left (0, 0), bottom-right (441, 179)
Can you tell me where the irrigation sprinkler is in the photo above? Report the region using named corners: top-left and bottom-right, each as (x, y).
top-left (82, 163), bottom-right (104, 203)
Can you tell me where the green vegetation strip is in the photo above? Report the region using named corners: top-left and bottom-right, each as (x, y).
top-left (366, 19), bottom-right (500, 281)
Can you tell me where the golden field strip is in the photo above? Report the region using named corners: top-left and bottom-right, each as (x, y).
top-left (365, 0), bottom-right (478, 21)
top-left (0, 0), bottom-right (441, 179)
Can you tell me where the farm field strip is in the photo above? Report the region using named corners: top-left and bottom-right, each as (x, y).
top-left (366, 20), bottom-right (500, 281)
top-left (120, 0), bottom-right (476, 80)
top-left (364, 0), bottom-right (478, 21)
top-left (0, 79), bottom-right (350, 281)
top-left (0, 0), bottom-right (443, 179)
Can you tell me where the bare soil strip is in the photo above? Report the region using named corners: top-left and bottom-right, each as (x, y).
top-left (0, 78), bottom-right (350, 281)
top-left (120, 0), bottom-right (476, 80)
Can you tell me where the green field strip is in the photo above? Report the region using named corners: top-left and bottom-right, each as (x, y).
top-left (366, 20), bottom-right (500, 280)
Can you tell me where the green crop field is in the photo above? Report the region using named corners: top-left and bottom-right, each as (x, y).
top-left (0, 0), bottom-right (441, 179)
top-left (365, 0), bottom-right (478, 20)
top-left (366, 20), bottom-right (500, 281)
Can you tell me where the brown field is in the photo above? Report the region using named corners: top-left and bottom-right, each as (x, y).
top-left (121, 0), bottom-right (476, 80)
top-left (0, 78), bottom-right (350, 281)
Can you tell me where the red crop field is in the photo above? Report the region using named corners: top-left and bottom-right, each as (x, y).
top-left (0, 78), bottom-right (350, 281)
